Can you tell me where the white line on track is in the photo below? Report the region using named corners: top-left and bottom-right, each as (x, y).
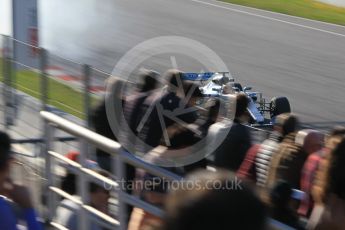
top-left (190, 0), bottom-right (345, 38)
top-left (202, 0), bottom-right (345, 29)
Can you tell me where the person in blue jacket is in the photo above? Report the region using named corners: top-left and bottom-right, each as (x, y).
top-left (0, 131), bottom-right (42, 230)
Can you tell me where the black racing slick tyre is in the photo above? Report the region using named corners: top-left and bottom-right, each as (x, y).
top-left (233, 83), bottom-right (243, 92)
top-left (270, 97), bottom-right (291, 118)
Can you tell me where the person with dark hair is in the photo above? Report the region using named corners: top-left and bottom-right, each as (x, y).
top-left (161, 170), bottom-right (267, 230)
top-left (238, 113), bottom-right (299, 186)
top-left (88, 174), bottom-right (111, 215)
top-left (128, 90), bottom-right (205, 230)
top-left (299, 126), bottom-right (345, 217)
top-left (60, 151), bottom-right (100, 196)
top-left (179, 98), bottom-right (221, 174)
top-left (54, 169), bottom-right (111, 230)
top-left (137, 69), bottom-right (199, 154)
top-left (0, 131), bottom-right (11, 170)
top-left (91, 77), bottom-right (126, 172)
top-left (139, 69), bottom-right (159, 93)
top-left (122, 70), bottom-right (159, 145)
top-left (308, 136), bottom-right (345, 230)
top-left (0, 131), bottom-right (42, 230)
top-left (214, 93), bottom-right (252, 171)
top-left (234, 93), bottom-right (249, 118)
top-left (120, 70), bottom-right (160, 223)
top-left (61, 173), bottom-right (77, 196)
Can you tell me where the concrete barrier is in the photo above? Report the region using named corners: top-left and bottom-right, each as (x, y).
top-left (319, 0), bottom-right (345, 8)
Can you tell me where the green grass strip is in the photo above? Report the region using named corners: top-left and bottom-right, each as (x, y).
top-left (0, 59), bottom-right (99, 119)
top-left (221, 0), bottom-right (345, 26)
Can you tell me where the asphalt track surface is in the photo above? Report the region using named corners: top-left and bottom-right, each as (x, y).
top-left (41, 0), bottom-right (345, 130)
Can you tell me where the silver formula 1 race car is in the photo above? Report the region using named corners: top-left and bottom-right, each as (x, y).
top-left (182, 72), bottom-right (291, 128)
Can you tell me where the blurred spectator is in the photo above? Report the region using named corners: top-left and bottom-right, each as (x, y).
top-left (161, 170), bottom-right (267, 230)
top-left (184, 98), bottom-right (221, 173)
top-left (299, 126), bottom-right (345, 217)
top-left (214, 93), bottom-right (252, 171)
top-left (138, 69), bottom-right (160, 93)
top-left (61, 151), bottom-right (100, 196)
top-left (138, 82), bottom-right (203, 170)
top-left (0, 131), bottom-right (42, 230)
top-left (205, 95), bottom-right (234, 168)
top-left (128, 108), bottom-right (207, 230)
top-left (122, 69), bottom-right (159, 153)
top-left (91, 77), bottom-right (126, 171)
top-left (127, 129), bottom-right (187, 230)
top-left (268, 129), bottom-right (324, 190)
top-left (308, 136), bottom-right (345, 230)
top-left (137, 69), bottom-right (198, 154)
top-left (54, 169), bottom-right (111, 230)
top-left (237, 144), bottom-right (261, 182)
top-left (128, 74), bottom-right (203, 229)
top-left (121, 70), bottom-right (160, 224)
top-left (198, 98), bottom-right (221, 137)
top-left (269, 181), bottom-right (304, 229)
top-left (238, 113), bottom-right (299, 186)
top-left (61, 173), bottom-right (77, 196)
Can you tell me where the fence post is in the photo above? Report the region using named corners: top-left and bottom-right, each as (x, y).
top-left (78, 138), bottom-right (90, 230)
top-left (44, 121), bottom-right (55, 223)
top-left (83, 64), bottom-right (91, 127)
top-left (2, 35), bottom-right (15, 127)
top-left (40, 48), bottom-right (48, 111)
top-left (2, 35), bottom-right (8, 127)
top-left (116, 152), bottom-right (128, 230)
top-left (82, 64), bottom-right (93, 159)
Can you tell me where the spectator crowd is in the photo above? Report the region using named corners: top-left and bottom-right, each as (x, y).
top-left (1, 69), bottom-right (345, 230)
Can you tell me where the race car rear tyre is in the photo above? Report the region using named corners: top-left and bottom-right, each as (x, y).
top-left (270, 97), bottom-right (291, 118)
top-left (233, 83), bottom-right (243, 91)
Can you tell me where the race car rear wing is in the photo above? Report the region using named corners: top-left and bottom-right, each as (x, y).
top-left (182, 72), bottom-right (234, 82)
top-left (182, 72), bottom-right (214, 81)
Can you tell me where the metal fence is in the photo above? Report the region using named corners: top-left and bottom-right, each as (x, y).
top-left (0, 34), bottom-right (102, 127)
top-left (41, 111), bottom-right (181, 230)
top-left (0, 34), bottom-right (110, 166)
top-left (41, 111), bottom-right (295, 230)
top-left (0, 34), bottom-right (105, 223)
